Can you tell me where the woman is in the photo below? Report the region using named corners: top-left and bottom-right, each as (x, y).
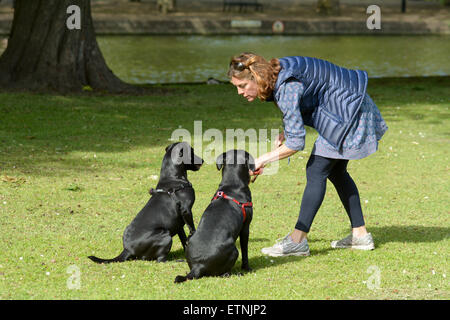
top-left (228, 53), bottom-right (388, 257)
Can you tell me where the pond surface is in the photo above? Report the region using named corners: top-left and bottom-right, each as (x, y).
top-left (97, 35), bottom-right (450, 83)
top-left (1, 35), bottom-right (448, 83)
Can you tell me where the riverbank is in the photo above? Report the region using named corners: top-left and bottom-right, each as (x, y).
top-left (0, 0), bottom-right (449, 35)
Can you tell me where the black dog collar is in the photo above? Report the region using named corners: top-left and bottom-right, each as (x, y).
top-left (149, 182), bottom-right (192, 196)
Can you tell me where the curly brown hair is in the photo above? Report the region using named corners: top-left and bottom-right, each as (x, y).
top-left (227, 52), bottom-right (281, 101)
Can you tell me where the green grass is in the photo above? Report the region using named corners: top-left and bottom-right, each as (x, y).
top-left (0, 77), bottom-right (449, 300)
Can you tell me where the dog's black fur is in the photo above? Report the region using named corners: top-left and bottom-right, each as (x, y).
top-left (175, 150), bottom-right (255, 283)
top-left (88, 142), bottom-right (203, 263)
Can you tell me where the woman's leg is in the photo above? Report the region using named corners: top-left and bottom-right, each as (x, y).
top-left (327, 160), bottom-right (367, 235)
top-left (293, 154), bottom-right (338, 240)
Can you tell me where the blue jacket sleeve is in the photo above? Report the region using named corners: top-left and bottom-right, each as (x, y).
top-left (274, 79), bottom-right (306, 151)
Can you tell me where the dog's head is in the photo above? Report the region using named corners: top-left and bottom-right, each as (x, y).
top-left (216, 150), bottom-right (255, 184)
top-left (165, 142), bottom-right (204, 171)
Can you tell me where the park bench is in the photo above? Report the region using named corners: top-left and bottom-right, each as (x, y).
top-left (223, 0), bottom-right (263, 12)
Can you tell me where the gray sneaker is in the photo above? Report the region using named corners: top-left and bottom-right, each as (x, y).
top-left (261, 235), bottom-right (310, 257)
top-left (331, 233), bottom-right (375, 250)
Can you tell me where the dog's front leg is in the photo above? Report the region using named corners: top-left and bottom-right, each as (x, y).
top-left (178, 229), bottom-right (188, 250)
top-left (239, 221), bottom-right (252, 272)
top-left (180, 206), bottom-right (196, 237)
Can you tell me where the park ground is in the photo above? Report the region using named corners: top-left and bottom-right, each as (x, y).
top-left (0, 76), bottom-right (448, 299)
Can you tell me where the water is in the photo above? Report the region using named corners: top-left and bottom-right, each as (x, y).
top-left (97, 35), bottom-right (450, 84)
top-left (2, 35), bottom-right (449, 83)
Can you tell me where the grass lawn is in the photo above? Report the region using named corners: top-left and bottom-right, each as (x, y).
top-left (0, 77), bottom-right (448, 300)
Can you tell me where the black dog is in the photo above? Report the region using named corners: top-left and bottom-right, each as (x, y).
top-left (175, 150), bottom-right (254, 283)
top-left (89, 142), bottom-right (203, 263)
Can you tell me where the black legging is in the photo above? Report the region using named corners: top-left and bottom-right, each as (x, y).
top-left (295, 154), bottom-right (365, 233)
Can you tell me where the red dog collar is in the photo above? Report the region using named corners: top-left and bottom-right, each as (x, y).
top-left (211, 191), bottom-right (252, 222)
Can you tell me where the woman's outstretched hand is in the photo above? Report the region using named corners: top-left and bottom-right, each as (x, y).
top-left (250, 158), bottom-right (265, 176)
top-left (249, 167), bottom-right (263, 176)
top-left (249, 159), bottom-right (264, 184)
top-left (249, 132), bottom-right (297, 182)
top-left (249, 131), bottom-right (284, 176)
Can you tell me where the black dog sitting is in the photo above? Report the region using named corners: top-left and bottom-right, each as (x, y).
top-left (89, 142), bottom-right (203, 263)
top-left (175, 150), bottom-right (255, 283)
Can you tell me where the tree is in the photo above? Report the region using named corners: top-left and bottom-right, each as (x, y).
top-left (0, 0), bottom-right (140, 93)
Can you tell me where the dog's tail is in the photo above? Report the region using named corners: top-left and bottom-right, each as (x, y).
top-left (88, 249), bottom-right (132, 264)
top-left (174, 267), bottom-right (203, 284)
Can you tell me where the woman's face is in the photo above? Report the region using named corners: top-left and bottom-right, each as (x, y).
top-left (231, 76), bottom-right (258, 102)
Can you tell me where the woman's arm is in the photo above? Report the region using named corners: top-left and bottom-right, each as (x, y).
top-left (254, 143), bottom-right (298, 173)
top-left (252, 80), bottom-right (305, 174)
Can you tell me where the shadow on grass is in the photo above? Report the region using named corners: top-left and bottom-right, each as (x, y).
top-left (247, 254), bottom-right (310, 272)
top-left (247, 245), bottom-right (335, 273)
top-left (167, 248), bottom-right (187, 262)
top-left (249, 237), bottom-right (269, 243)
top-left (112, 225), bottom-right (449, 270)
top-left (170, 238), bottom-right (271, 264)
top-left (171, 237), bottom-right (315, 275)
top-left (245, 225), bottom-right (450, 272)
top-left (371, 225), bottom-right (449, 246)
top-left (1, 76), bottom-right (449, 177)
top-left (0, 84), bottom-right (269, 176)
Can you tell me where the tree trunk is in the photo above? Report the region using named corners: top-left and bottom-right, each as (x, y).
top-left (0, 0), bottom-right (140, 93)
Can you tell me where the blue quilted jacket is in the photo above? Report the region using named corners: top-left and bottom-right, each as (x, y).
top-left (273, 56), bottom-right (368, 150)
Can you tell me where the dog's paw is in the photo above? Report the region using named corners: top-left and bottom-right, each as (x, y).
top-left (174, 275), bottom-right (187, 283)
top-left (241, 265), bottom-right (252, 272)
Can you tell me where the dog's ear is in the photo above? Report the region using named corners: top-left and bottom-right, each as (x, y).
top-left (178, 143), bottom-right (192, 165)
top-left (168, 143), bottom-right (185, 165)
top-left (216, 152), bottom-right (226, 171)
top-left (165, 142), bottom-right (177, 153)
